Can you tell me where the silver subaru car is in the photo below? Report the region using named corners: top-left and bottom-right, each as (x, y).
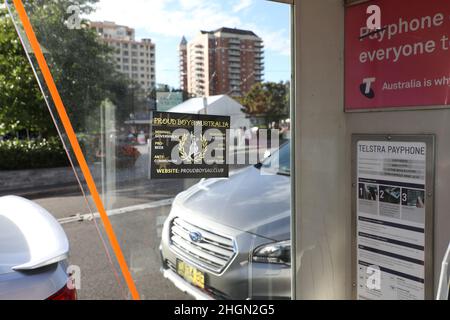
top-left (160, 142), bottom-right (291, 300)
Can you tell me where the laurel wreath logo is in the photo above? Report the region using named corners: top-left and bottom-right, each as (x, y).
top-left (178, 133), bottom-right (208, 163)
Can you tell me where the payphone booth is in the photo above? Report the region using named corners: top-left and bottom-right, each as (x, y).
top-left (4, 0), bottom-right (449, 301)
top-left (293, 0), bottom-right (450, 300)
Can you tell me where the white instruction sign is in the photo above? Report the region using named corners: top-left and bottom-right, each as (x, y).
top-left (357, 141), bottom-right (426, 300)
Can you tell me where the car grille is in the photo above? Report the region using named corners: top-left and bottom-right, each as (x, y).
top-left (170, 217), bottom-right (236, 273)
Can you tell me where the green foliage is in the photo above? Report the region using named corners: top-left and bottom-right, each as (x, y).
top-left (240, 82), bottom-right (290, 126)
top-left (0, 9), bottom-right (54, 137)
top-left (0, 137), bottom-right (69, 170)
top-left (23, 0), bottom-right (131, 132)
top-left (1, 0), bottom-right (134, 137)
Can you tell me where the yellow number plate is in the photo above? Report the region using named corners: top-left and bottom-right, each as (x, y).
top-left (177, 260), bottom-right (205, 289)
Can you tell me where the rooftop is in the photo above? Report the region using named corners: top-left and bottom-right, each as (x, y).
top-left (200, 27), bottom-right (259, 37)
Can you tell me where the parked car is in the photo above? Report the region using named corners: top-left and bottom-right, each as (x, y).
top-left (0, 196), bottom-right (76, 300)
top-left (160, 142), bottom-right (291, 300)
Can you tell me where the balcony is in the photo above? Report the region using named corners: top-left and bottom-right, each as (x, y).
top-left (230, 89), bottom-right (242, 96)
top-left (228, 56), bottom-right (240, 62)
top-left (229, 43), bottom-right (241, 50)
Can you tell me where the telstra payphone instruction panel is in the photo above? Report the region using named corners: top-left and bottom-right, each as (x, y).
top-left (353, 136), bottom-right (435, 300)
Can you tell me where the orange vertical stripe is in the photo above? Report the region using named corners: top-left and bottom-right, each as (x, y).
top-left (12, 0), bottom-right (140, 300)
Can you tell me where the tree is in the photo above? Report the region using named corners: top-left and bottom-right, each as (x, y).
top-left (24, 0), bottom-right (131, 133)
top-left (1, 0), bottom-right (133, 136)
top-left (0, 9), bottom-right (54, 137)
top-left (240, 81), bottom-right (290, 127)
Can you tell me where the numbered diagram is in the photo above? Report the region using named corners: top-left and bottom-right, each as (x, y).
top-left (358, 183), bottom-right (379, 215)
top-left (401, 188), bottom-right (426, 224)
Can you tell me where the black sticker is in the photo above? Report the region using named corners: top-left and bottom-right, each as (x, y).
top-left (150, 112), bottom-right (230, 179)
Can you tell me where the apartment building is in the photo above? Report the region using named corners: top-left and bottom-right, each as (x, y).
top-left (179, 36), bottom-right (188, 92)
top-left (91, 21), bottom-right (156, 91)
top-left (180, 27), bottom-right (264, 97)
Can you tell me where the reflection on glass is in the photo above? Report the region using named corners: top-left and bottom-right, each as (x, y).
top-left (8, 0), bottom-right (292, 300)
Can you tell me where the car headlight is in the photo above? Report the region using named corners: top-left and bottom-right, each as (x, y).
top-left (252, 240), bottom-right (291, 265)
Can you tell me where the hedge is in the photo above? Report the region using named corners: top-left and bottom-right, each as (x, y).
top-left (0, 137), bottom-right (69, 170)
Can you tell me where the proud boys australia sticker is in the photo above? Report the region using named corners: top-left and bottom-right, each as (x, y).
top-left (150, 111), bottom-right (230, 179)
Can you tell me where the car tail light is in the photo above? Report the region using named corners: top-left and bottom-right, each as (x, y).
top-left (46, 285), bottom-right (77, 300)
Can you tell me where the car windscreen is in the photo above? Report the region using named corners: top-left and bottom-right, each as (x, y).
top-left (261, 142), bottom-right (290, 176)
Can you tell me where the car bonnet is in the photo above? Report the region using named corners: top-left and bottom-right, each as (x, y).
top-left (174, 166), bottom-right (291, 241)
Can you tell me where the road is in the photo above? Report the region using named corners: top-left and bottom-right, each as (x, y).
top-left (33, 182), bottom-right (191, 300)
top-left (24, 145), bottom-right (264, 299)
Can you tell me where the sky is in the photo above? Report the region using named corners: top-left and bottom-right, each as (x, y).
top-left (88, 0), bottom-right (291, 89)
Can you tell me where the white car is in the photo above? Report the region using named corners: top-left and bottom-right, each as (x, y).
top-left (0, 196), bottom-right (76, 300)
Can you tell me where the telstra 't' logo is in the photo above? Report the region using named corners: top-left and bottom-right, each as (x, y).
top-left (360, 77), bottom-right (376, 99)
